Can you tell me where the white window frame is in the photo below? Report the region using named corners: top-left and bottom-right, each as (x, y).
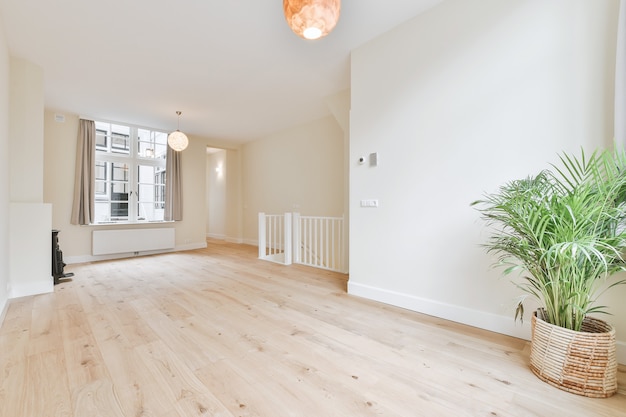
top-left (94, 120), bottom-right (168, 224)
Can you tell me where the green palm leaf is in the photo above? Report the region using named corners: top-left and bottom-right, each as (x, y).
top-left (472, 148), bottom-right (626, 331)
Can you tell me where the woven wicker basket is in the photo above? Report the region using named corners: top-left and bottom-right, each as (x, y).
top-left (530, 310), bottom-right (617, 398)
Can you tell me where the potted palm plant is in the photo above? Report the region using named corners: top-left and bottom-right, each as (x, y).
top-left (472, 148), bottom-right (626, 398)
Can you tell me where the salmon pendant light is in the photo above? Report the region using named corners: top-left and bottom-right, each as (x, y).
top-left (283, 0), bottom-right (341, 40)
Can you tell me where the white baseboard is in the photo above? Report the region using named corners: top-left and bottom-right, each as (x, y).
top-left (0, 296), bottom-right (8, 328)
top-left (206, 233), bottom-right (226, 240)
top-left (9, 277), bottom-right (54, 299)
top-left (205, 234), bottom-right (244, 244)
top-left (242, 238), bottom-right (258, 246)
top-left (225, 237), bottom-right (244, 244)
top-left (65, 241), bottom-right (208, 265)
top-left (348, 281), bottom-right (626, 365)
top-left (176, 241), bottom-right (207, 251)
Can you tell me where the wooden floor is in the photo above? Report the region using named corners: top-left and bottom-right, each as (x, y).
top-left (0, 240), bottom-right (625, 417)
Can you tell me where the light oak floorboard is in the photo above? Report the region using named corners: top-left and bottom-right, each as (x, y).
top-left (1, 239), bottom-right (625, 417)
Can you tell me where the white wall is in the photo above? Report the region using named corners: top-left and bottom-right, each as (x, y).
top-left (8, 58), bottom-right (52, 297)
top-left (349, 0), bottom-right (626, 362)
top-left (241, 116), bottom-right (345, 244)
top-left (0, 15), bottom-right (10, 320)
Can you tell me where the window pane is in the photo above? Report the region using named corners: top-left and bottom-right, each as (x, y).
top-left (111, 182), bottom-right (129, 197)
top-left (138, 184), bottom-right (153, 202)
top-left (154, 132), bottom-right (168, 159)
top-left (155, 170), bottom-right (166, 186)
top-left (110, 180), bottom-right (129, 220)
top-left (112, 124), bottom-right (130, 136)
top-left (137, 128), bottom-right (154, 158)
top-left (135, 163), bottom-right (165, 221)
top-left (110, 181), bottom-right (129, 219)
top-left (154, 131), bottom-right (167, 146)
top-left (137, 129), bottom-right (168, 159)
top-left (95, 180), bottom-right (106, 195)
top-left (95, 121), bottom-right (109, 135)
top-left (139, 143), bottom-right (156, 158)
top-left (95, 202), bottom-right (111, 223)
top-left (138, 165), bottom-right (156, 183)
top-left (136, 202), bottom-right (163, 221)
top-left (95, 161), bottom-right (107, 195)
top-left (96, 129), bottom-right (108, 149)
top-left (111, 201), bottom-right (129, 219)
top-left (95, 161), bottom-right (106, 180)
top-left (111, 134), bottom-right (129, 153)
top-left (112, 163), bottom-right (128, 181)
top-left (154, 184), bottom-right (165, 210)
top-left (95, 122), bottom-right (131, 155)
top-left (92, 119), bottom-right (168, 224)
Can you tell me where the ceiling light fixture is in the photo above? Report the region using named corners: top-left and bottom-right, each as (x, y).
top-left (167, 111), bottom-right (189, 151)
top-left (283, 0), bottom-right (341, 40)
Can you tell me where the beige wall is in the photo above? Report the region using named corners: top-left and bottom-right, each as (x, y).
top-left (10, 58), bottom-right (44, 202)
top-left (43, 110), bottom-right (243, 262)
top-left (42, 111), bottom-right (344, 270)
top-left (241, 116), bottom-right (345, 244)
top-left (224, 148), bottom-right (243, 243)
top-left (206, 150), bottom-right (227, 239)
top-left (349, 0), bottom-right (626, 362)
top-left (9, 58), bottom-right (51, 298)
top-left (0, 16), bottom-right (10, 316)
top-left (43, 111), bottom-right (78, 251)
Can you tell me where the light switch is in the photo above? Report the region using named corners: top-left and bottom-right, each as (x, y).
top-left (369, 152), bottom-right (378, 167)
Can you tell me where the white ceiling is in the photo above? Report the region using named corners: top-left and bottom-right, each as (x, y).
top-left (0, 0), bottom-right (443, 144)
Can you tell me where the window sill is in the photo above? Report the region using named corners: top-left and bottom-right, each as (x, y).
top-left (87, 220), bottom-right (175, 227)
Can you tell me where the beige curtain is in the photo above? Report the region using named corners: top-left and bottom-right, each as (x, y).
top-left (164, 145), bottom-right (183, 221)
top-left (70, 119), bottom-right (96, 225)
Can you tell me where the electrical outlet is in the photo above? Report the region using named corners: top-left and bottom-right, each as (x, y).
top-left (360, 199), bottom-right (379, 208)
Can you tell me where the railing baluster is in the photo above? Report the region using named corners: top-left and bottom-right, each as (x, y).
top-left (284, 212), bottom-right (292, 265)
top-left (313, 217), bottom-right (317, 266)
top-left (329, 218), bottom-right (334, 270)
top-left (305, 217), bottom-right (308, 264)
top-left (268, 215), bottom-right (272, 255)
top-left (277, 215), bottom-right (280, 255)
top-left (325, 218), bottom-right (329, 269)
top-left (272, 216), bottom-right (278, 255)
top-left (258, 213), bottom-right (266, 259)
top-left (292, 212), bottom-right (300, 264)
top-left (259, 212), bottom-right (345, 272)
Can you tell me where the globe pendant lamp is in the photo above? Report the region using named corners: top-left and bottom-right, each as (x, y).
top-left (167, 111), bottom-right (188, 151)
top-left (283, 0), bottom-right (341, 40)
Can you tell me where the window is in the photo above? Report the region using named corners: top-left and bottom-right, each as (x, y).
top-left (94, 121), bottom-right (168, 223)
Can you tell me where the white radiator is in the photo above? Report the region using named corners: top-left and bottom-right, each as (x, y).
top-left (92, 228), bottom-right (175, 255)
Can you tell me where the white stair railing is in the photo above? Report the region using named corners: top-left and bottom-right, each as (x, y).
top-left (259, 212), bottom-right (345, 273)
top-left (258, 212), bottom-right (292, 265)
top-left (293, 213), bottom-right (344, 272)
